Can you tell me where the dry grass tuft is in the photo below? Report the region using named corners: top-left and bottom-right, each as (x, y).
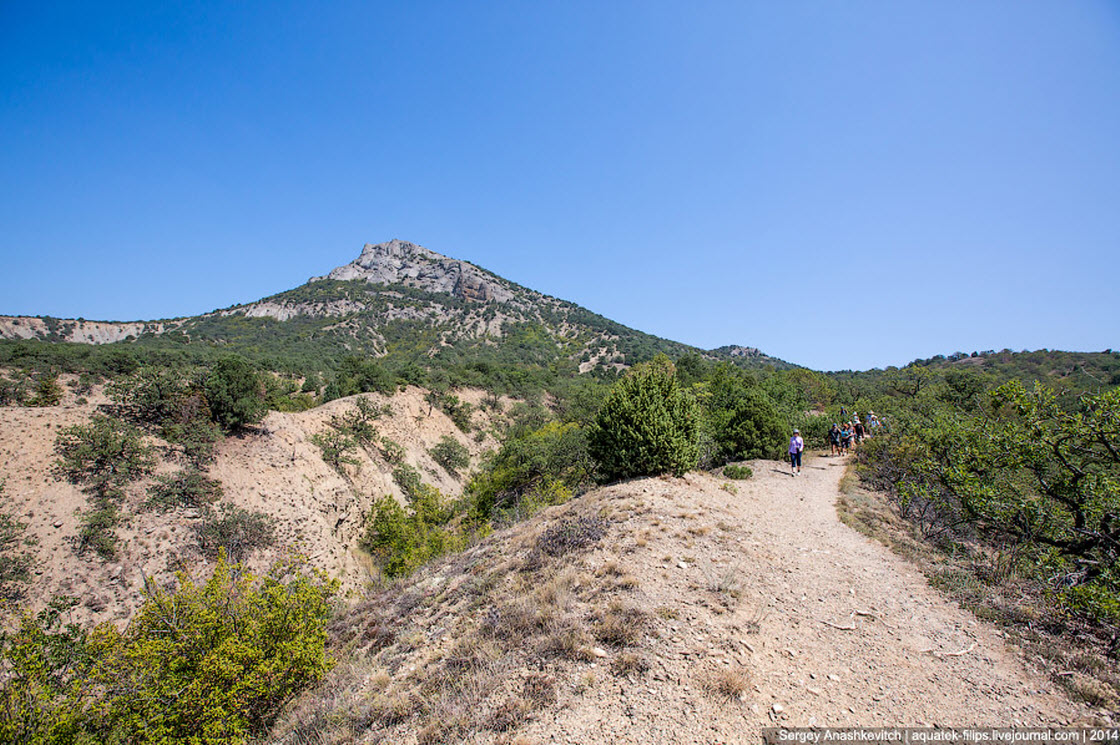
top-left (611, 651), bottom-right (651, 678)
top-left (593, 600), bottom-right (648, 647)
top-left (701, 665), bottom-right (751, 702)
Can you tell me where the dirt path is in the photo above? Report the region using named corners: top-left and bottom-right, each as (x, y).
top-left (729, 452), bottom-right (1085, 728)
top-left (520, 452), bottom-right (1096, 744)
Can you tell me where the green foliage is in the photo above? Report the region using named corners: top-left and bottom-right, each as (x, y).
top-left (379, 436), bottom-right (406, 464)
top-left (588, 355), bottom-right (700, 482)
top-left (196, 505), bottom-right (276, 562)
top-left (392, 463), bottom-right (423, 500)
top-left (52, 415), bottom-right (156, 560)
top-left (264, 374), bottom-right (317, 412)
top-left (310, 430), bottom-right (361, 475)
top-left (162, 411), bottom-right (223, 467)
top-left (106, 366), bottom-right (188, 428)
top-left (427, 391), bottom-right (474, 432)
top-left (0, 372), bottom-right (29, 406)
top-left (53, 415), bottom-right (156, 500)
top-left (360, 489), bottom-right (464, 578)
top-left (0, 480), bottom-right (35, 599)
top-left (858, 380), bottom-right (1120, 624)
top-left (468, 420), bottom-right (593, 521)
top-left (0, 558), bottom-right (337, 744)
top-left (76, 502), bottom-right (122, 559)
top-left (28, 372), bottom-right (63, 407)
top-left (323, 356), bottom-right (397, 401)
top-left (722, 464), bottom-right (753, 480)
top-left (145, 469), bottom-right (223, 510)
top-left (429, 435), bottom-right (470, 477)
top-left (328, 396), bottom-right (388, 448)
top-left (204, 356), bottom-right (266, 430)
top-left (697, 365), bottom-right (786, 465)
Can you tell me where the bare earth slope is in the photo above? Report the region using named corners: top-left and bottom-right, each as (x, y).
top-left (276, 453), bottom-right (1101, 744)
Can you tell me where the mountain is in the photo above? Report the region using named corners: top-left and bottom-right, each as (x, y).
top-left (0, 240), bottom-right (790, 382)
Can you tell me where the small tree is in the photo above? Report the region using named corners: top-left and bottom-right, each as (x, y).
top-left (53, 416), bottom-right (156, 500)
top-left (429, 435), bottom-right (470, 477)
top-left (204, 357), bottom-right (266, 431)
top-left (588, 355), bottom-right (699, 482)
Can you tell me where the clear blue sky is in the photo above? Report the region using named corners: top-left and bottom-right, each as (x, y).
top-left (2, 2), bottom-right (1118, 371)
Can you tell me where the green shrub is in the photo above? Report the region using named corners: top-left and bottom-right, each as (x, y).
top-left (75, 502), bottom-right (122, 559)
top-left (722, 464), bottom-right (753, 480)
top-left (392, 463), bottom-right (423, 500)
top-left (162, 411), bottom-right (223, 467)
top-left (429, 435), bottom-right (470, 477)
top-left (204, 356), bottom-right (266, 431)
top-left (310, 430), bottom-right (361, 475)
top-left (53, 415), bottom-right (156, 500)
top-left (0, 480), bottom-right (35, 599)
top-left (700, 365), bottom-right (786, 464)
top-left (28, 373), bottom-right (63, 407)
top-left (588, 355), bottom-right (699, 481)
top-left (379, 436), bottom-right (406, 464)
top-left (468, 420), bottom-right (592, 521)
top-left (0, 373), bottom-right (29, 406)
top-left (106, 366), bottom-right (186, 427)
top-left (146, 469), bottom-right (223, 510)
top-left (197, 505), bottom-right (276, 561)
top-left (360, 490), bottom-right (463, 578)
top-left (0, 558), bottom-right (337, 744)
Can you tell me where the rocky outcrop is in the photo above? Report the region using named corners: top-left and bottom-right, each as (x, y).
top-left (311, 239), bottom-right (515, 303)
top-left (0, 316), bottom-right (178, 344)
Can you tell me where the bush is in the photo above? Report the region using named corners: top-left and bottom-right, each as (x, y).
top-left (106, 366), bottom-right (187, 428)
top-left (379, 437), bottom-right (406, 464)
top-left (392, 463), bottom-right (423, 500)
top-left (75, 502), bottom-right (122, 559)
top-left (0, 373), bottom-right (29, 406)
top-left (204, 356), bottom-right (266, 431)
top-left (468, 421), bottom-right (592, 521)
top-left (722, 464), bottom-right (753, 480)
top-left (429, 435), bottom-right (470, 477)
top-left (197, 505), bottom-right (276, 561)
top-left (146, 469), bottom-right (224, 510)
top-left (588, 355), bottom-right (699, 481)
top-left (0, 557), bottom-right (337, 744)
top-left (700, 366), bottom-right (786, 464)
top-left (360, 490), bottom-right (463, 578)
top-left (0, 480), bottom-right (35, 599)
top-left (53, 415), bottom-right (156, 500)
top-left (28, 373), bottom-right (63, 407)
top-left (310, 430), bottom-right (361, 475)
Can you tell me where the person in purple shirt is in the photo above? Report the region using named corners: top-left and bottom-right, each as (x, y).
top-left (788, 428), bottom-right (804, 476)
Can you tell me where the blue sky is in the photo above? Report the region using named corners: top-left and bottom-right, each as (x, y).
top-left (2, 1), bottom-right (1118, 371)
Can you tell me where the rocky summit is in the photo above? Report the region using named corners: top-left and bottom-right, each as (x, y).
top-left (312, 239), bottom-right (515, 303)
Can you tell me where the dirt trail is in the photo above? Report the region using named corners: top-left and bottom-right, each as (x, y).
top-left (517, 452), bottom-right (1096, 744)
top-left (728, 453), bottom-right (1083, 728)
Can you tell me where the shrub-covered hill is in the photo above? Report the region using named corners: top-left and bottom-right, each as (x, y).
top-left (827, 348), bottom-right (1120, 402)
top-left (0, 239), bottom-right (791, 396)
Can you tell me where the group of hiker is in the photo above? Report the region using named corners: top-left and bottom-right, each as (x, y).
top-left (788, 409), bottom-right (882, 476)
top-left (828, 410), bottom-right (880, 456)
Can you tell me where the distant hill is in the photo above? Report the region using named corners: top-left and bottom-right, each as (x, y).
top-left (0, 240), bottom-right (791, 386)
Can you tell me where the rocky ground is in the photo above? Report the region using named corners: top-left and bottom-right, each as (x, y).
top-left (272, 452), bottom-right (1111, 744)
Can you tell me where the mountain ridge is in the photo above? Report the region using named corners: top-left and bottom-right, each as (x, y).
top-left (0, 240), bottom-right (791, 374)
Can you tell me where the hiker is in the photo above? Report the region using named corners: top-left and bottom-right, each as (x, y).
top-left (788, 428), bottom-right (804, 476)
top-left (840, 422), bottom-right (853, 452)
top-left (854, 417), bottom-right (865, 444)
top-left (829, 423), bottom-right (842, 456)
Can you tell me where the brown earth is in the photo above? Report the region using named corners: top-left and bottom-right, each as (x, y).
top-left (272, 453), bottom-right (1111, 744)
